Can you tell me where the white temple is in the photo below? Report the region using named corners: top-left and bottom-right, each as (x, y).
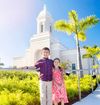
top-left (13, 5), bottom-right (93, 71)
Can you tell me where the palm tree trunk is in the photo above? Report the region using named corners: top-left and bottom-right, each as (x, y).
top-left (75, 34), bottom-right (83, 77)
top-left (93, 57), bottom-right (95, 66)
top-left (75, 34), bottom-right (83, 100)
top-left (92, 57), bottom-right (95, 74)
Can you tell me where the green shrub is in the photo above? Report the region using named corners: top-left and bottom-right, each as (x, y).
top-left (0, 70), bottom-right (98, 105)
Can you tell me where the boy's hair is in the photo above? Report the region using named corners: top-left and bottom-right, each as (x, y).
top-left (42, 47), bottom-right (50, 52)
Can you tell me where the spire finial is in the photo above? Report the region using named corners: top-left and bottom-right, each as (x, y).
top-left (43, 4), bottom-right (47, 11)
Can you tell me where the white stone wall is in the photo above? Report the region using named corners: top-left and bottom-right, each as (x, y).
top-left (29, 33), bottom-right (51, 65)
top-left (50, 36), bottom-right (67, 59)
top-left (61, 48), bottom-right (93, 70)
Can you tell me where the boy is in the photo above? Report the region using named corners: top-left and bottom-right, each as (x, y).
top-left (35, 47), bottom-right (53, 105)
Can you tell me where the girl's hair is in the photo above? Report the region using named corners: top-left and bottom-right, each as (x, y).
top-left (54, 58), bottom-right (60, 62)
top-left (53, 58), bottom-right (62, 71)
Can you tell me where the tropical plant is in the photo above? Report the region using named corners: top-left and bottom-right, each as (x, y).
top-left (54, 10), bottom-right (99, 77)
top-left (0, 58), bottom-right (4, 67)
top-left (83, 45), bottom-right (100, 67)
top-left (60, 61), bottom-right (71, 70)
top-left (0, 63), bottom-right (4, 68)
top-left (0, 70), bottom-right (98, 105)
top-left (92, 64), bottom-right (99, 69)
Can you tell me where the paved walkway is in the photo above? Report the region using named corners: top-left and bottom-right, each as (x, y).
top-left (73, 85), bottom-right (100, 105)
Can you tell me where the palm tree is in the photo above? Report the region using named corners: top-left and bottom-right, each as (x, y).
top-left (54, 10), bottom-right (99, 77)
top-left (83, 45), bottom-right (100, 67)
top-left (83, 45), bottom-right (100, 85)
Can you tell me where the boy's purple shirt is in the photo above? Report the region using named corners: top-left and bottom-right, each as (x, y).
top-left (35, 58), bottom-right (53, 81)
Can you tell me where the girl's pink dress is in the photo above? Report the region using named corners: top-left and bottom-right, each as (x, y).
top-left (52, 69), bottom-right (69, 103)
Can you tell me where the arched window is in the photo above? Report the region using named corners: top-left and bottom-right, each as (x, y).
top-left (72, 63), bottom-right (76, 74)
top-left (72, 63), bottom-right (76, 70)
top-left (50, 25), bottom-right (52, 32)
top-left (41, 24), bottom-right (43, 32)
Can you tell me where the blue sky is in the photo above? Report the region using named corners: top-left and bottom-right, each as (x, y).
top-left (0, 0), bottom-right (100, 67)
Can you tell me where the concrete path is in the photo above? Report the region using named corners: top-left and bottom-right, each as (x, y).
top-left (73, 85), bottom-right (100, 105)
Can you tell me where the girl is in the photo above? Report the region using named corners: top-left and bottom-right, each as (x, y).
top-left (52, 58), bottom-right (69, 105)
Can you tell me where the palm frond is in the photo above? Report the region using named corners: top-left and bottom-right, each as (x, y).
top-left (94, 45), bottom-right (98, 48)
top-left (83, 45), bottom-right (100, 56)
top-left (68, 10), bottom-right (78, 24)
top-left (92, 64), bottom-right (99, 69)
top-left (79, 15), bottom-right (99, 31)
top-left (82, 54), bottom-right (92, 58)
top-left (54, 20), bottom-right (74, 35)
top-left (83, 45), bottom-right (89, 49)
top-left (77, 31), bottom-right (86, 41)
top-left (96, 54), bottom-right (100, 59)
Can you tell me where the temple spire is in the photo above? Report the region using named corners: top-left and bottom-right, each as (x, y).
top-left (43, 4), bottom-right (47, 12)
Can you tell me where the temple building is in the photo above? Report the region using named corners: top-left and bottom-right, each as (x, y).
top-left (13, 5), bottom-right (93, 72)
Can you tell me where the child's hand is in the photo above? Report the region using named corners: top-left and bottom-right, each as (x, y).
top-left (38, 74), bottom-right (43, 79)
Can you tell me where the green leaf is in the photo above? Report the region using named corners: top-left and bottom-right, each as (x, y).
top-left (83, 45), bottom-right (100, 59)
top-left (92, 64), bottom-right (99, 69)
top-left (54, 20), bottom-right (74, 35)
top-left (68, 10), bottom-right (78, 24)
top-left (82, 54), bottom-right (92, 58)
top-left (79, 15), bottom-right (99, 31)
top-left (77, 32), bottom-right (86, 41)
top-left (96, 54), bottom-right (100, 59)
